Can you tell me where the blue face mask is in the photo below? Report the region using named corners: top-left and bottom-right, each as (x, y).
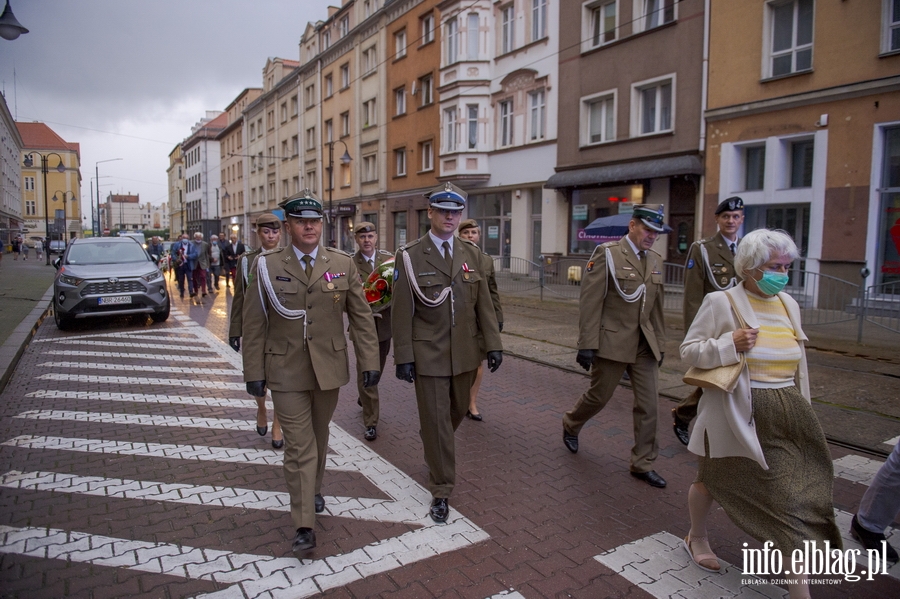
top-left (755, 269), bottom-right (789, 295)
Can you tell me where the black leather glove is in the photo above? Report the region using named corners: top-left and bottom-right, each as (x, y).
top-left (363, 370), bottom-right (381, 388)
top-left (487, 351), bottom-right (503, 373)
top-left (396, 363), bottom-right (416, 383)
top-left (658, 353), bottom-right (665, 368)
top-left (498, 321), bottom-right (504, 333)
top-left (229, 337), bottom-right (241, 352)
top-left (576, 349), bottom-right (596, 371)
top-left (246, 380), bottom-right (266, 397)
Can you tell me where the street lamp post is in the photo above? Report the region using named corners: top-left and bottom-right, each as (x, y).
top-left (95, 158), bottom-right (122, 236)
top-left (52, 190), bottom-right (77, 246)
top-left (324, 140), bottom-right (352, 248)
top-left (23, 152), bottom-right (65, 265)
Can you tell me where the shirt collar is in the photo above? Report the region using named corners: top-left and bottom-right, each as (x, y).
top-left (428, 231), bottom-right (453, 253)
top-left (292, 245), bottom-right (320, 262)
top-left (624, 235), bottom-right (643, 258)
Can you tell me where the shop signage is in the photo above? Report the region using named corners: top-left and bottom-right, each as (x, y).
top-left (572, 204), bottom-right (588, 221)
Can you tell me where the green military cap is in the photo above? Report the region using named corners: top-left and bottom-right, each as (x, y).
top-left (425, 182), bottom-right (466, 211)
top-left (255, 213), bottom-right (282, 229)
top-left (458, 219), bottom-right (478, 232)
top-left (280, 189), bottom-right (323, 219)
top-left (715, 196), bottom-right (745, 214)
top-left (355, 221), bottom-right (377, 235)
top-left (631, 204), bottom-right (667, 232)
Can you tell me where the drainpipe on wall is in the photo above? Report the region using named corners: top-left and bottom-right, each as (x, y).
top-left (698, 0), bottom-right (711, 238)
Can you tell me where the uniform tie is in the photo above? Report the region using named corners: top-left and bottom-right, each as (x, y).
top-left (302, 255), bottom-right (313, 278)
top-left (730, 242), bottom-right (736, 256)
top-left (368, 258), bottom-right (374, 271)
top-left (638, 250), bottom-right (647, 276)
top-left (442, 241), bottom-right (453, 271)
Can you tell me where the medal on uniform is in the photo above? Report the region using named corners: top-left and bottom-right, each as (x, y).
top-left (327, 282), bottom-right (335, 290)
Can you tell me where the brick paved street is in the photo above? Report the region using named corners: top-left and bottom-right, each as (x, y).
top-left (0, 287), bottom-right (898, 598)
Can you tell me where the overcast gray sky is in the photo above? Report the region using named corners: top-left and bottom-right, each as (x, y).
top-left (1, 0), bottom-right (335, 225)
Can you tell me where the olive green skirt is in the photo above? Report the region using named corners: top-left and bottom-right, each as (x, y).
top-left (697, 386), bottom-right (842, 555)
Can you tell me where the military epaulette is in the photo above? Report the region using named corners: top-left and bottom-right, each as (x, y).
top-left (325, 246), bottom-right (352, 257)
top-left (458, 238), bottom-right (479, 249)
top-left (401, 238), bottom-right (422, 250)
top-left (377, 249), bottom-right (393, 256)
top-left (648, 248), bottom-right (663, 257)
top-left (259, 247), bottom-right (279, 256)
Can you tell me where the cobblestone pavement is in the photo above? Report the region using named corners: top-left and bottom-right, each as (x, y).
top-left (0, 286), bottom-right (898, 598)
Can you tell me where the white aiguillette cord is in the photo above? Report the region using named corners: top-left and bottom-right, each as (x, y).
top-left (605, 246), bottom-right (647, 313)
top-left (400, 249), bottom-right (456, 326)
top-left (700, 243), bottom-right (736, 291)
top-left (256, 255), bottom-right (309, 349)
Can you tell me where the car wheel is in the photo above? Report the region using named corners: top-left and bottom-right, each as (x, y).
top-left (150, 298), bottom-right (170, 323)
top-left (54, 300), bottom-right (73, 330)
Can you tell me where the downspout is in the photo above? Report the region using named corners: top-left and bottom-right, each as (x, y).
top-left (698, 0), bottom-right (711, 238)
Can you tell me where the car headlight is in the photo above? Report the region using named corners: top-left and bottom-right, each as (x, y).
top-left (141, 269), bottom-right (163, 283)
top-left (58, 274), bottom-right (83, 286)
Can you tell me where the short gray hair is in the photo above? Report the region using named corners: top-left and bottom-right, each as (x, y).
top-left (735, 229), bottom-right (800, 275)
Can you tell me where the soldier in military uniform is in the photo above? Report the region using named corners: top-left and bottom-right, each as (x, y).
top-left (672, 196), bottom-right (744, 445)
top-left (351, 221), bottom-right (394, 441)
top-left (562, 204), bottom-right (669, 489)
top-left (242, 190), bottom-right (381, 557)
top-left (392, 183), bottom-right (503, 523)
top-left (228, 213), bottom-right (283, 448)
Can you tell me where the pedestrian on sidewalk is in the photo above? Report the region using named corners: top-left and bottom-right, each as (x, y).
top-left (12, 237), bottom-right (20, 260)
top-left (229, 213), bottom-right (283, 449)
top-left (672, 196), bottom-right (744, 446)
top-left (34, 239), bottom-right (44, 262)
top-left (457, 218), bottom-right (503, 422)
top-left (850, 441), bottom-right (900, 565)
top-left (190, 232), bottom-right (209, 298)
top-left (392, 183), bottom-right (503, 523)
top-left (171, 233), bottom-right (193, 298)
top-left (242, 191), bottom-right (380, 558)
top-left (680, 229), bottom-right (840, 598)
top-left (562, 205), bottom-right (668, 490)
top-left (208, 234), bottom-right (222, 290)
top-left (21, 240), bottom-right (29, 261)
top-left (222, 233), bottom-right (244, 288)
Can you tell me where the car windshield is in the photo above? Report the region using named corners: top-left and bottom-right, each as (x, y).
top-left (65, 242), bottom-right (150, 265)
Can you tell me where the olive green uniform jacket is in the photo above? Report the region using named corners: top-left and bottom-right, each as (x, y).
top-left (682, 232), bottom-right (739, 328)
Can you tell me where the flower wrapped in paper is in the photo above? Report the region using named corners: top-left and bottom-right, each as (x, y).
top-left (363, 258), bottom-right (395, 312)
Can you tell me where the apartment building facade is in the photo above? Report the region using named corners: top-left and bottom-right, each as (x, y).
top-left (103, 193), bottom-right (143, 232)
top-left (705, 0), bottom-right (900, 289)
top-left (217, 88), bottom-right (262, 244)
top-left (1, 94), bottom-right (24, 248)
top-left (182, 111), bottom-right (226, 239)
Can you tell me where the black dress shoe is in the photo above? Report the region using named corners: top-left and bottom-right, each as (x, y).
top-left (466, 410), bottom-right (483, 421)
top-left (631, 470), bottom-right (667, 488)
top-left (430, 497), bottom-right (449, 523)
top-left (851, 515), bottom-right (899, 564)
top-left (271, 438), bottom-right (284, 449)
top-left (672, 409), bottom-right (690, 446)
top-left (314, 493), bottom-right (325, 514)
top-left (256, 425), bottom-right (268, 437)
top-left (291, 527), bottom-right (316, 556)
top-left (364, 426), bottom-right (377, 441)
top-left (563, 427), bottom-right (579, 453)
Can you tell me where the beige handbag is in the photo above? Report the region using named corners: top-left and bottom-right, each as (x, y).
top-left (682, 292), bottom-right (747, 393)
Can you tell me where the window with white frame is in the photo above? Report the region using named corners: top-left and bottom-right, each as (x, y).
top-left (420, 140), bottom-right (434, 171)
top-left (306, 127), bottom-right (316, 150)
top-left (324, 75), bottom-right (333, 98)
top-left (282, 179), bottom-right (289, 199)
top-left (395, 28), bottom-right (407, 58)
top-left (292, 135), bottom-right (299, 156)
top-left (643, 0), bottom-right (675, 31)
top-left (340, 64), bottom-right (350, 89)
top-left (340, 15), bottom-right (349, 38)
top-left (499, 99), bottom-right (514, 146)
top-left (323, 30), bottom-right (331, 50)
top-left (467, 105), bottom-right (479, 149)
top-left (363, 154), bottom-right (378, 182)
top-left (634, 77), bottom-right (673, 135)
top-left (305, 84), bottom-right (316, 108)
top-left (25, 200), bottom-right (35, 215)
top-left (363, 99), bottom-right (376, 127)
top-left (364, 0), bottom-right (374, 19)
top-left (325, 119), bottom-right (333, 142)
top-left (446, 17), bottom-right (459, 64)
top-left (25, 176), bottom-right (34, 191)
top-left (585, 1), bottom-right (617, 50)
top-left (767, 0), bottom-right (814, 78)
top-left (363, 45), bottom-right (377, 75)
top-left (532, 0), bottom-right (548, 41)
top-left (341, 112), bottom-right (350, 136)
top-left (422, 13), bottom-right (435, 44)
top-left (583, 93), bottom-right (615, 145)
top-left (268, 146), bottom-right (276, 165)
top-left (744, 145), bottom-right (765, 190)
top-left (306, 170), bottom-right (317, 193)
top-left (281, 102), bottom-right (288, 123)
top-left (501, 4), bottom-right (515, 54)
top-left (790, 139), bottom-right (814, 188)
top-left (444, 107), bottom-right (458, 153)
top-left (281, 140), bottom-right (288, 160)
top-left (420, 74), bottom-right (433, 105)
top-left (529, 89), bottom-right (546, 141)
top-left (883, 0), bottom-right (900, 53)
top-left (467, 13), bottom-right (480, 59)
top-left (291, 95), bottom-right (298, 117)
top-left (395, 148), bottom-right (407, 176)
top-left (395, 87), bottom-right (406, 115)
top-left (293, 176), bottom-right (300, 194)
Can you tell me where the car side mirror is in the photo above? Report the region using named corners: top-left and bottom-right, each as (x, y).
top-left (52, 257), bottom-right (61, 270)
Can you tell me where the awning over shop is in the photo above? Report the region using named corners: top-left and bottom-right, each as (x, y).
top-left (545, 155), bottom-right (703, 189)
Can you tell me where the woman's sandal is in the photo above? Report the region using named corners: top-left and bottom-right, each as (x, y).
top-left (683, 535), bottom-right (721, 573)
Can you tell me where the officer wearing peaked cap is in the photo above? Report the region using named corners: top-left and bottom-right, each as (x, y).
top-left (392, 181), bottom-right (502, 523)
top-left (242, 189), bottom-right (380, 558)
top-left (563, 204), bottom-right (669, 489)
top-left (671, 196), bottom-right (745, 446)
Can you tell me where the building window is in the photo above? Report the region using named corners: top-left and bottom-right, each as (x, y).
top-left (422, 13), bottom-right (435, 44)
top-left (446, 17), bottom-right (459, 64)
top-left (341, 162), bottom-right (351, 187)
top-left (529, 89), bottom-right (546, 141)
top-left (282, 179), bottom-right (289, 199)
top-left (340, 15), bottom-right (350, 38)
top-left (790, 139), bottom-right (814, 188)
top-left (290, 95), bottom-right (298, 117)
top-left (767, 0), bottom-right (814, 78)
top-left (467, 105), bottom-right (479, 149)
top-left (394, 211), bottom-right (408, 246)
top-left (419, 74), bottom-right (433, 106)
top-left (305, 84), bottom-right (316, 108)
top-left (323, 30), bottom-right (331, 50)
top-left (500, 4), bottom-right (515, 54)
top-left (744, 145), bottom-right (766, 190)
top-left (395, 87), bottom-right (406, 115)
top-left (444, 107), bottom-right (458, 153)
top-left (306, 127), bottom-right (316, 150)
top-left (292, 176), bottom-right (300, 194)
top-left (363, 99), bottom-right (377, 127)
top-left (395, 28), bottom-right (407, 58)
top-left (340, 63), bottom-right (350, 89)
top-left (363, 154), bottom-right (377, 182)
top-left (532, 0), bottom-right (548, 40)
top-left (267, 110), bottom-right (275, 130)
top-left (586, 1), bottom-right (617, 49)
top-left (584, 94), bottom-right (615, 145)
top-left (635, 77), bottom-right (673, 135)
top-left (25, 200), bottom-right (35, 215)
top-left (325, 119), bottom-right (333, 143)
top-left (395, 148), bottom-right (407, 176)
top-left (340, 112), bottom-right (350, 137)
top-left (420, 140), bottom-right (434, 171)
top-left (325, 75), bottom-right (333, 97)
top-left (363, 45), bottom-right (377, 75)
top-left (883, 0), bottom-right (900, 53)
top-left (25, 176), bottom-right (34, 191)
top-left (499, 99), bottom-right (514, 147)
top-left (364, 0), bottom-right (374, 19)
top-left (281, 140), bottom-right (289, 160)
top-left (306, 169), bottom-right (317, 193)
top-left (644, 0), bottom-right (675, 30)
top-left (467, 13), bottom-right (480, 59)
top-left (268, 146), bottom-right (276, 165)
top-left (280, 102), bottom-right (288, 123)
top-left (249, 123), bottom-right (256, 139)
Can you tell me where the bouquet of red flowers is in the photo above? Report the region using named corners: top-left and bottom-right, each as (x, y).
top-left (363, 258), bottom-right (395, 312)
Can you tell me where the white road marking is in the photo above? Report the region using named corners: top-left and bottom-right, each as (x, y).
top-left (25, 390), bottom-right (258, 409)
top-left (35, 339), bottom-right (211, 350)
top-left (15, 410), bottom-right (260, 431)
top-left (46, 350), bottom-right (222, 362)
top-left (884, 436), bottom-right (899, 447)
top-left (833, 455), bottom-right (884, 486)
top-left (38, 362), bottom-right (241, 376)
top-left (35, 373), bottom-right (245, 390)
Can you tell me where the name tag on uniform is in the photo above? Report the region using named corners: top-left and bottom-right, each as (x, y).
top-left (418, 271), bottom-right (437, 276)
top-left (276, 276), bottom-right (291, 281)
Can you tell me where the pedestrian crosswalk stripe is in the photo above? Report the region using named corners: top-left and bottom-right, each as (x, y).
top-left (33, 330), bottom-right (201, 343)
top-left (38, 361), bottom-right (242, 376)
top-left (26, 390), bottom-right (258, 409)
top-left (36, 373), bottom-right (245, 390)
top-left (15, 410), bottom-right (262, 430)
top-left (885, 435), bottom-right (899, 446)
top-left (35, 339), bottom-right (216, 350)
top-left (46, 350), bottom-right (223, 362)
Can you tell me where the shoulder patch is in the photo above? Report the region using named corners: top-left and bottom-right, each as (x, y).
top-left (687, 259), bottom-right (694, 269)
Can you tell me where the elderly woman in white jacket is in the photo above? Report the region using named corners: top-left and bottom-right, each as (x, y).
top-left (680, 229), bottom-right (840, 599)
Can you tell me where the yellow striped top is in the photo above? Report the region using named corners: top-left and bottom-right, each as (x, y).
top-left (745, 292), bottom-right (801, 388)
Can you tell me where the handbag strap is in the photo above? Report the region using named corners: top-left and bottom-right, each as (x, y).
top-left (724, 289), bottom-right (748, 330)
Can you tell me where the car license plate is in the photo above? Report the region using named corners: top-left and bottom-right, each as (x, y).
top-left (98, 295), bottom-right (131, 305)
